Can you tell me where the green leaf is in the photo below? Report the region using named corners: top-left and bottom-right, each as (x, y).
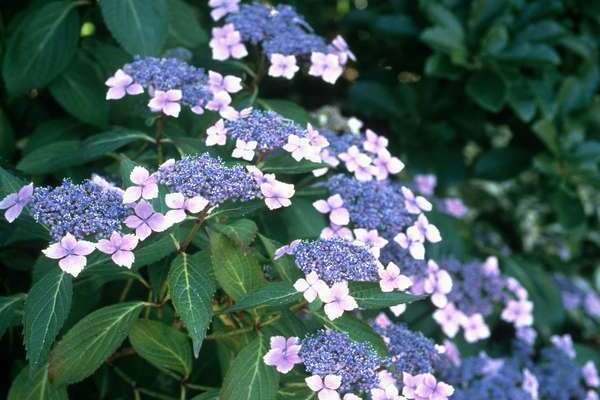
top-left (258, 235), bottom-right (301, 283)
top-left (257, 99), bottom-right (312, 125)
top-left (81, 129), bottom-right (152, 160)
top-left (168, 252), bottom-right (216, 357)
top-left (8, 365), bottom-right (67, 400)
top-left (349, 282), bottom-right (426, 309)
top-left (474, 147), bottom-right (530, 181)
top-left (312, 311), bottom-right (388, 357)
top-left (48, 301), bottom-right (144, 385)
top-left (0, 294), bottom-right (25, 339)
top-left (220, 336), bottom-right (279, 400)
top-left (24, 269), bottom-right (72, 372)
top-left (49, 54), bottom-right (109, 127)
top-left (466, 69), bottom-right (507, 112)
top-left (100, 0), bottom-right (168, 56)
top-left (279, 198), bottom-right (327, 239)
top-left (551, 188), bottom-right (585, 230)
top-left (213, 219), bottom-right (258, 246)
top-left (495, 43), bottom-right (560, 66)
top-left (260, 153), bottom-right (327, 174)
top-left (167, 0), bottom-right (208, 48)
top-left (228, 281), bottom-right (301, 312)
top-left (208, 199), bottom-right (265, 220)
top-left (129, 319), bottom-right (193, 378)
top-left (2, 1), bottom-right (79, 95)
top-left (191, 390), bottom-right (221, 400)
top-left (0, 108), bottom-right (16, 160)
top-left (210, 232), bottom-right (266, 300)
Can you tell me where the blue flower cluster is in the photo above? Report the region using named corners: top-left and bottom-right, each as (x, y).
top-left (156, 153), bottom-right (261, 205)
top-left (535, 346), bottom-right (588, 399)
top-left (225, 3), bottom-right (329, 57)
top-left (325, 174), bottom-right (415, 238)
top-left (380, 246), bottom-right (428, 280)
top-left (30, 179), bottom-right (130, 241)
top-left (123, 56), bottom-right (213, 108)
top-left (555, 274), bottom-right (600, 319)
top-left (292, 237), bottom-right (379, 284)
top-left (223, 109), bottom-right (305, 151)
top-left (372, 322), bottom-right (439, 377)
top-left (441, 258), bottom-right (506, 317)
top-left (299, 330), bottom-right (382, 393)
top-left (320, 129), bottom-right (363, 157)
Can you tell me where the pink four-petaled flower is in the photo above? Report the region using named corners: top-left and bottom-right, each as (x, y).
top-left (432, 303), bottom-right (464, 338)
top-left (372, 149), bottom-right (404, 180)
top-left (148, 89), bottom-right (182, 117)
top-left (123, 166), bottom-right (158, 204)
top-left (232, 139), bottom-right (257, 161)
top-left (208, 0), bottom-right (240, 20)
top-left (210, 24), bottom-right (248, 61)
top-left (309, 52), bottom-right (343, 84)
top-left (320, 223), bottom-right (353, 241)
top-left (331, 35), bottom-right (356, 65)
top-left (461, 313), bottom-right (490, 343)
top-left (0, 183), bottom-right (33, 223)
top-left (313, 194), bottom-right (350, 226)
top-left (393, 232), bottom-right (425, 260)
top-left (407, 214), bottom-right (441, 244)
top-left (261, 181), bottom-right (295, 210)
top-left (401, 186), bottom-right (432, 214)
top-left (501, 299), bottom-right (534, 328)
top-left (378, 262), bottom-right (412, 293)
top-left (321, 281), bottom-right (358, 320)
top-left (42, 233), bottom-right (95, 277)
top-left (105, 69), bottom-right (143, 100)
top-left (293, 271), bottom-right (329, 303)
top-left (269, 54), bottom-right (300, 80)
top-left (165, 193), bottom-right (209, 224)
top-left (206, 119), bottom-right (228, 146)
top-left (423, 260), bottom-right (453, 308)
top-left (124, 200), bottom-right (170, 241)
top-left (263, 336), bottom-right (302, 374)
top-left (353, 228), bottom-right (388, 258)
top-left (363, 129), bottom-right (388, 154)
top-left (305, 374), bottom-right (342, 400)
top-left (283, 135), bottom-right (313, 162)
top-left (207, 71), bottom-right (243, 94)
top-left (96, 232), bottom-right (139, 269)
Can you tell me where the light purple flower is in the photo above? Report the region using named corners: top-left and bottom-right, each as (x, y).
top-left (294, 271), bottom-right (330, 303)
top-left (305, 374), bottom-right (342, 400)
top-left (423, 260), bottom-right (453, 308)
top-left (363, 129), bottom-right (388, 154)
top-left (274, 239), bottom-right (300, 260)
top-left (320, 223), bottom-right (353, 241)
top-left (207, 71), bottom-right (242, 94)
top-left (309, 52), bottom-right (343, 84)
top-left (370, 385), bottom-right (402, 400)
top-left (321, 281), bottom-right (358, 320)
top-left (433, 303), bottom-right (464, 338)
top-left (122, 166), bottom-right (158, 204)
top-left (414, 373), bottom-right (454, 400)
top-left (374, 313), bottom-right (392, 329)
top-left (587, 391), bottom-right (599, 400)
top-left (42, 233), bottom-right (95, 277)
top-left (263, 336), bottom-right (302, 374)
top-left (583, 361), bottom-right (599, 388)
top-left (210, 24), bottom-right (248, 61)
top-left (414, 174), bottom-right (437, 196)
top-left (206, 119), bottom-right (228, 146)
top-left (393, 232), bottom-right (425, 260)
top-left (148, 89), bottom-right (182, 117)
top-left (165, 193), bottom-right (209, 224)
top-left (407, 214), bottom-right (442, 243)
top-left (313, 194), bottom-right (350, 226)
top-left (461, 313), bottom-right (490, 343)
top-left (402, 372), bottom-right (421, 399)
top-left (261, 181), bottom-right (295, 210)
top-left (0, 183), bottom-right (33, 223)
top-left (124, 200), bottom-right (170, 241)
top-left (501, 299), bottom-right (533, 328)
top-left (208, 0), bottom-right (239, 20)
top-left (338, 146), bottom-right (375, 181)
top-left (284, 135), bottom-right (313, 162)
top-left (96, 232), bottom-right (139, 268)
top-left (372, 149), bottom-right (404, 180)
top-left (551, 334), bottom-right (576, 358)
top-left (307, 123), bottom-right (329, 150)
top-left (443, 197), bottom-right (468, 218)
top-left (516, 327), bottom-right (537, 345)
top-left (401, 186), bottom-right (432, 214)
top-left (522, 369), bottom-right (539, 400)
top-left (232, 139), bottom-right (257, 161)
top-left (268, 54), bottom-right (300, 79)
top-left (442, 340), bottom-right (461, 366)
top-left (331, 35), bottom-right (356, 64)
top-left (378, 262), bottom-right (412, 292)
top-left (482, 256), bottom-right (500, 276)
top-left (105, 69), bottom-right (143, 100)
top-left (354, 228), bottom-right (388, 258)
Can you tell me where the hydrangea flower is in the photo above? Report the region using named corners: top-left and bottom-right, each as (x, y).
top-left (96, 232), bottom-right (139, 268)
top-left (462, 313), bottom-right (491, 343)
top-left (209, 0), bottom-right (240, 20)
top-left (0, 183), bottom-right (33, 223)
top-left (105, 69), bottom-right (143, 100)
top-left (124, 200), bottom-right (170, 241)
top-left (263, 336), bottom-right (302, 374)
top-left (306, 374), bottom-right (342, 400)
top-left (291, 238), bottom-right (379, 284)
top-left (371, 149), bottom-right (404, 180)
top-left (164, 193), bottom-right (209, 224)
top-left (122, 166), bottom-right (159, 204)
top-left (401, 187), bottom-right (432, 214)
top-left (413, 174), bottom-right (437, 196)
top-left (442, 198), bottom-right (468, 218)
top-left (31, 179), bottom-right (130, 241)
top-left (321, 281), bottom-right (358, 320)
top-left (551, 334), bottom-right (576, 359)
top-left (148, 89), bottom-right (183, 117)
top-left (42, 233), bottom-right (95, 277)
top-left (406, 214), bottom-right (442, 244)
top-left (378, 262), bottom-right (412, 293)
top-left (205, 119), bottom-right (228, 146)
top-left (320, 223), bottom-right (353, 240)
top-left (268, 54), bottom-right (300, 79)
top-left (300, 330), bottom-right (382, 394)
top-left (583, 362), bottom-right (600, 388)
top-left (393, 232), bottom-right (425, 260)
top-left (260, 180), bottom-right (295, 210)
top-left (309, 52), bottom-right (343, 84)
top-left (209, 23), bottom-right (248, 60)
top-left (232, 139), bottom-right (257, 161)
top-left (294, 271), bottom-right (330, 303)
top-left (313, 194), bottom-right (350, 226)
top-left (353, 228), bottom-right (388, 258)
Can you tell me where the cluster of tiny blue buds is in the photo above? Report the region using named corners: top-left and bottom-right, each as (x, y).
top-left (291, 237), bottom-right (379, 284)
top-left (225, 3), bottom-right (329, 57)
top-left (320, 130), bottom-right (363, 157)
top-left (122, 56), bottom-right (212, 108)
top-left (30, 179), bottom-right (130, 241)
top-left (299, 330), bottom-right (382, 394)
top-left (555, 274), bottom-right (600, 319)
top-left (156, 153), bottom-right (261, 205)
top-left (223, 109), bottom-right (306, 151)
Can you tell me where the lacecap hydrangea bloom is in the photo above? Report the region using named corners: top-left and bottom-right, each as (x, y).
top-left (432, 256), bottom-right (534, 343)
top-left (209, 1), bottom-right (354, 83)
top-left (555, 273), bottom-right (600, 319)
top-left (105, 56), bottom-right (243, 118)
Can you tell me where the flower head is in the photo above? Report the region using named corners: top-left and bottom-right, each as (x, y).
top-left (260, 181), bottom-right (294, 210)
top-left (313, 194), bottom-right (350, 226)
top-left (263, 336), bottom-right (302, 374)
top-left (309, 52), bottom-right (343, 84)
top-left (206, 119), bottom-right (228, 146)
top-left (306, 375), bottom-right (342, 400)
top-left (268, 54), bottom-right (300, 79)
top-left (96, 232), bottom-right (139, 268)
top-left (105, 69), bottom-right (143, 100)
top-left (165, 193), bottom-right (209, 224)
top-left (321, 281), bottom-right (358, 320)
top-left (210, 24), bottom-right (248, 60)
top-left (378, 262), bottom-right (412, 292)
top-left (124, 200), bottom-right (170, 241)
top-left (123, 166), bottom-right (158, 204)
top-left (148, 89), bottom-right (182, 117)
top-left (294, 272), bottom-right (330, 303)
top-left (42, 233), bottom-right (95, 277)
top-left (0, 183), bottom-right (33, 223)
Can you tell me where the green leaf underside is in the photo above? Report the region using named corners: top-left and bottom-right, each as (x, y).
top-left (228, 281), bottom-right (301, 312)
top-left (168, 253), bottom-right (216, 357)
top-left (48, 302), bottom-right (144, 386)
top-left (129, 319), bottom-right (193, 378)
